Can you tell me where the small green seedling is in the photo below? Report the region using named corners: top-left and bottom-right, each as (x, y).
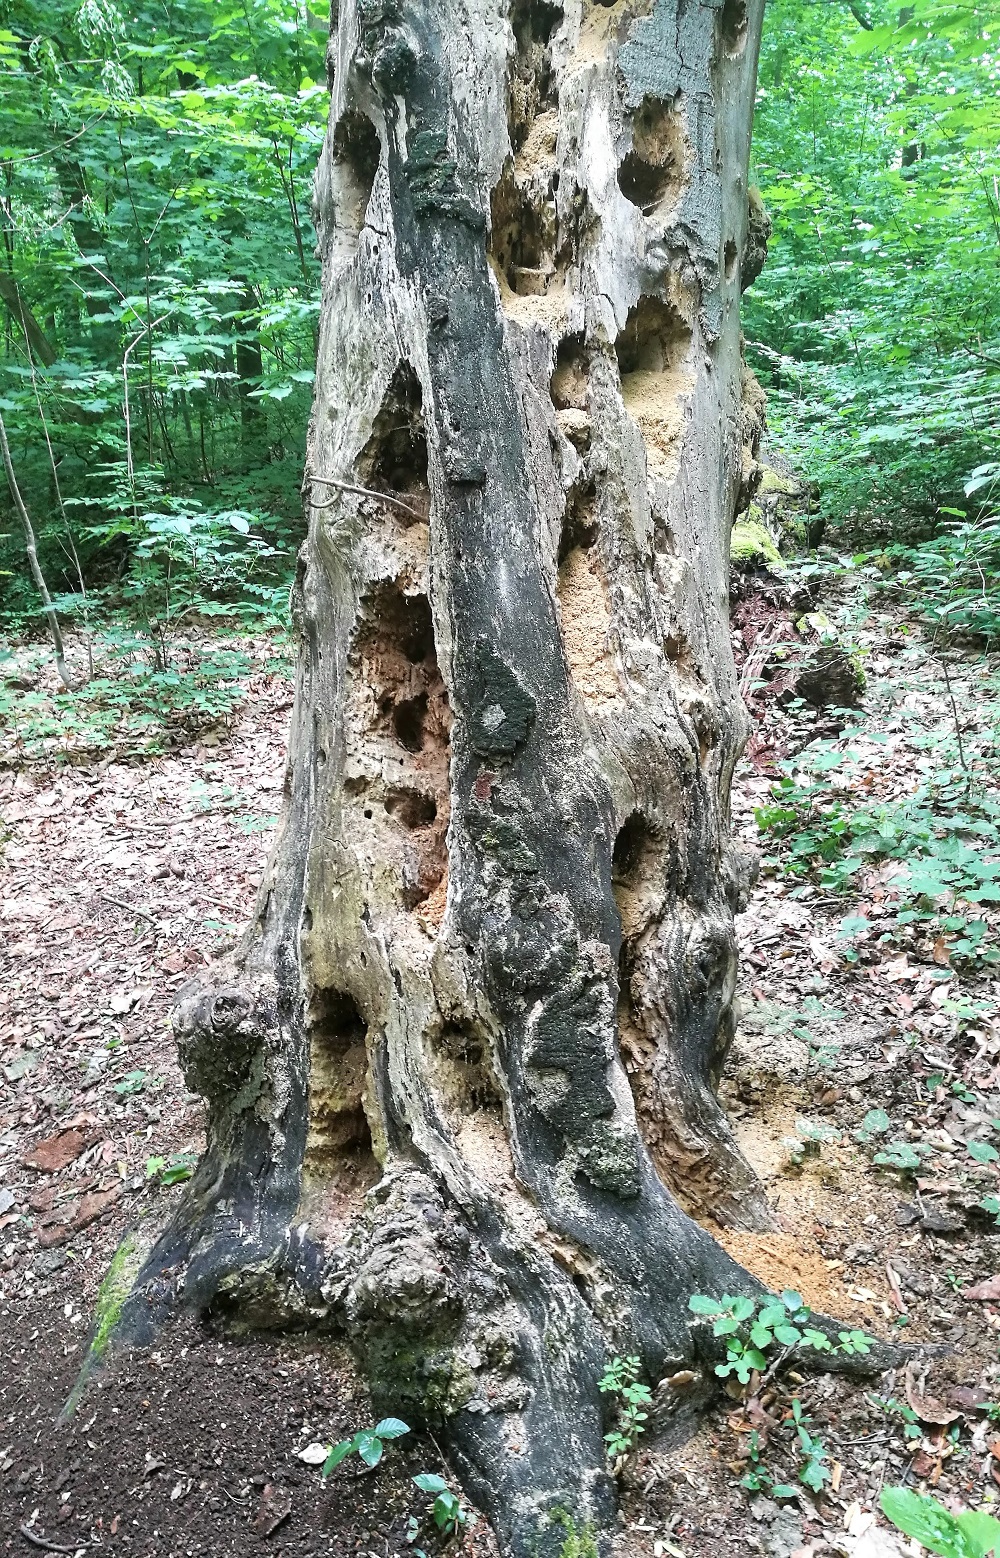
top-left (790, 1397), bottom-right (832, 1493)
top-left (412, 1472), bottom-right (467, 1537)
top-left (869, 1393), bottom-right (922, 1442)
top-left (688, 1291), bottom-right (870, 1388)
top-left (114, 1069), bottom-right (149, 1095)
top-left (881, 1485), bottom-right (1000, 1557)
top-left (145, 1151), bottom-right (197, 1186)
top-left (855, 1108), bottom-right (892, 1142)
top-left (739, 1429), bottom-right (797, 1500)
top-left (597, 1356), bottom-right (653, 1459)
top-left (321, 1416), bottom-right (409, 1476)
top-left (836, 1329), bottom-right (872, 1356)
top-left (873, 1140), bottom-right (925, 1171)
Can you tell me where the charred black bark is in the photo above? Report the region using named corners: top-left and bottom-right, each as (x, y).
top-left (100, 4), bottom-right (821, 1554)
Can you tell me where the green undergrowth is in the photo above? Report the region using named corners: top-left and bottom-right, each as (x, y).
top-left (757, 742), bottom-right (1000, 967)
top-left (0, 630), bottom-right (291, 763)
top-left (754, 626), bottom-right (1000, 968)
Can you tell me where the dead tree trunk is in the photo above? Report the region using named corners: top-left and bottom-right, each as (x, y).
top-left (120, 2), bottom-right (777, 1551)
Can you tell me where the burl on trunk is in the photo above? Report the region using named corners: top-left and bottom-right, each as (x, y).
top-left (120, 2), bottom-right (776, 1552)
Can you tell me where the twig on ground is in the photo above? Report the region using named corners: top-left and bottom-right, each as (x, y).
top-left (101, 893), bottom-right (158, 923)
top-left (19, 1526), bottom-right (89, 1554)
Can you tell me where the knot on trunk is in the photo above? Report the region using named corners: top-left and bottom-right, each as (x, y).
top-left (722, 841), bottom-right (761, 914)
top-left (742, 187), bottom-right (772, 291)
top-left (325, 1170), bottom-right (518, 1421)
top-left (356, 0), bottom-right (416, 94)
top-left (173, 979), bottom-right (279, 1109)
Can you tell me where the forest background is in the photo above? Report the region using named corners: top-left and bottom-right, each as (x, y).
top-left (1, 0), bottom-right (998, 732)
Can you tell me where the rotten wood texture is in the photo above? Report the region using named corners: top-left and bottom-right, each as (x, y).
top-left (113, 3), bottom-right (784, 1553)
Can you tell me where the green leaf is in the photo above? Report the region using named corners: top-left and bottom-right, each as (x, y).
top-left (774, 1323), bottom-right (803, 1346)
top-left (781, 1290), bottom-right (805, 1314)
top-left (413, 1473), bottom-right (450, 1495)
top-left (321, 1439), bottom-right (353, 1477)
top-left (355, 1431), bottom-right (383, 1467)
top-left (374, 1417), bottom-right (409, 1441)
top-left (800, 1459), bottom-right (829, 1492)
top-left (957, 1509), bottom-right (1000, 1557)
top-left (688, 1294), bottom-right (723, 1315)
top-left (880, 1487), bottom-right (987, 1557)
top-left (858, 1108), bottom-right (892, 1137)
top-left (968, 1141), bottom-right (999, 1164)
top-left (874, 1142), bottom-right (922, 1170)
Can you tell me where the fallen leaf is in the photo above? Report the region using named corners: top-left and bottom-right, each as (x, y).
top-left (910, 1447), bottom-right (941, 1481)
top-left (843, 1505), bottom-right (874, 1536)
top-left (905, 1362), bottom-right (961, 1427)
top-left (951, 1386), bottom-right (990, 1412)
top-left (886, 1263), bottom-right (908, 1315)
top-left (23, 1129), bottom-right (87, 1173)
top-left (3, 1052), bottom-right (39, 1082)
top-left (919, 1206), bottom-right (965, 1235)
top-left (252, 1484), bottom-right (292, 1537)
top-left (77, 1184), bottom-right (121, 1223)
top-left (848, 1530), bottom-right (911, 1557)
top-left (966, 1275), bottom-right (1000, 1301)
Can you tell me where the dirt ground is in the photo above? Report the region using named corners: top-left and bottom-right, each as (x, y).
top-left (2, 584), bottom-right (1000, 1558)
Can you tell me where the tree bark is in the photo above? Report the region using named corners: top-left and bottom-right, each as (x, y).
top-left (0, 272), bottom-right (58, 367)
top-left (117, 3), bottom-right (781, 1552)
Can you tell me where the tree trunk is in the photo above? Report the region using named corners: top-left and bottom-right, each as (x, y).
top-left (119, 2), bottom-right (777, 1551)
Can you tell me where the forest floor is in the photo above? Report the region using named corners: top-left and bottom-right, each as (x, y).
top-left (1, 566), bottom-right (999, 1558)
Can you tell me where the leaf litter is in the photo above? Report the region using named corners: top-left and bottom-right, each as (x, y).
top-left (3, 576), bottom-right (1000, 1556)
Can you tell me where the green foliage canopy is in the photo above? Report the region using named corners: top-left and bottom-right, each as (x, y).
top-left (749, 0), bottom-right (1000, 535)
top-left (0, 0), bottom-right (326, 615)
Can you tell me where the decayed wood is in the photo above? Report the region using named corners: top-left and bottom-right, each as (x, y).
top-left (114, 5), bottom-right (790, 1553)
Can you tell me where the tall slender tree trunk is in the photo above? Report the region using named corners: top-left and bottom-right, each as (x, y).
top-left (116, 3), bottom-right (781, 1552)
